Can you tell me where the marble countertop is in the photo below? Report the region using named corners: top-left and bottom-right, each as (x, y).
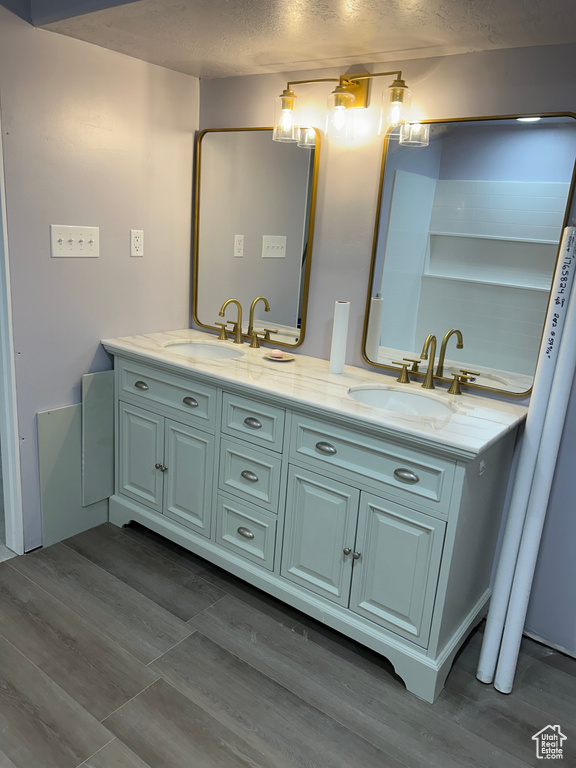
top-left (102, 328), bottom-right (528, 459)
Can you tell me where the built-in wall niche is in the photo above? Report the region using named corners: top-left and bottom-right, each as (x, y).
top-left (363, 115), bottom-right (576, 395)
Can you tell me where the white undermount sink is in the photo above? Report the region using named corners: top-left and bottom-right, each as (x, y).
top-left (162, 341), bottom-right (245, 360)
top-left (348, 385), bottom-right (456, 419)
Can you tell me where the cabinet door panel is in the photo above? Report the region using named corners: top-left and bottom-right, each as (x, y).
top-left (118, 402), bottom-right (163, 511)
top-left (281, 467), bottom-right (359, 606)
top-left (164, 420), bottom-right (215, 537)
top-left (350, 492), bottom-right (445, 647)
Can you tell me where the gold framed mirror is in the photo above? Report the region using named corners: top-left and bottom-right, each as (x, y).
top-left (363, 113), bottom-right (576, 396)
top-left (193, 127), bottom-right (320, 347)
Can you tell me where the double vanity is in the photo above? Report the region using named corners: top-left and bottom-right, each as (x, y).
top-left (103, 328), bottom-right (526, 702)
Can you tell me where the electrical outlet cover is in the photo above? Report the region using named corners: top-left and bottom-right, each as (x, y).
top-left (130, 229), bottom-right (144, 257)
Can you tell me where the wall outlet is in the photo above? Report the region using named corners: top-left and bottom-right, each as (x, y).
top-left (262, 235), bottom-right (286, 258)
top-left (234, 234), bottom-right (244, 258)
top-left (130, 229), bottom-right (144, 257)
top-left (50, 225), bottom-right (99, 258)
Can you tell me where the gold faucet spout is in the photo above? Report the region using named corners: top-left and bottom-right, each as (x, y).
top-left (436, 328), bottom-right (464, 378)
top-left (248, 296), bottom-right (271, 338)
top-left (218, 298), bottom-right (244, 344)
top-left (420, 334), bottom-right (437, 390)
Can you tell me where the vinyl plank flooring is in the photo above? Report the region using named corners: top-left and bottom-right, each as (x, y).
top-left (10, 543), bottom-right (193, 664)
top-left (0, 563), bottom-right (158, 720)
top-left (152, 631), bottom-right (408, 768)
top-left (104, 679), bottom-right (275, 768)
top-left (191, 595), bottom-right (533, 768)
top-left (120, 522), bottom-right (303, 628)
top-left (64, 524), bottom-right (225, 621)
top-left (0, 634), bottom-right (112, 768)
top-left (82, 739), bottom-right (151, 768)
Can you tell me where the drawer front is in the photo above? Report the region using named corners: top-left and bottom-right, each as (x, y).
top-left (118, 358), bottom-right (216, 429)
top-left (219, 439), bottom-right (281, 513)
top-left (222, 392), bottom-right (285, 452)
top-left (216, 495), bottom-right (276, 570)
top-left (290, 416), bottom-right (455, 515)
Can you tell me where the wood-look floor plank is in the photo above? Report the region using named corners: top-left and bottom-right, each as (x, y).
top-left (0, 634), bottom-right (112, 768)
top-left (0, 563), bottom-right (158, 720)
top-left (152, 631), bottom-right (409, 768)
top-left (191, 595), bottom-right (533, 768)
top-left (82, 739), bottom-right (151, 768)
top-left (104, 679), bottom-right (275, 768)
top-left (64, 524), bottom-right (225, 621)
top-left (120, 522), bottom-right (303, 628)
top-left (9, 543), bottom-right (193, 664)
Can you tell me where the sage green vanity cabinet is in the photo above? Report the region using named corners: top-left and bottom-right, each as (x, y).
top-left (107, 349), bottom-right (519, 704)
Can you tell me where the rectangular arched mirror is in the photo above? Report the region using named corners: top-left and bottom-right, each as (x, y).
top-left (363, 114), bottom-right (576, 396)
top-left (193, 127), bottom-right (320, 347)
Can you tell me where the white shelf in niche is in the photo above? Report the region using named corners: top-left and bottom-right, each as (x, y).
top-left (421, 274), bottom-right (550, 292)
top-left (425, 233), bottom-right (557, 291)
top-left (429, 231), bottom-right (561, 246)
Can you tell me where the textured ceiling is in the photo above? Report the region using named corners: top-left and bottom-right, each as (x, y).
top-left (42, 0), bottom-right (576, 78)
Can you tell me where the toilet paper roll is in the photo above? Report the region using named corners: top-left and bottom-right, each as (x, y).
top-left (329, 301), bottom-right (350, 374)
top-left (365, 297), bottom-right (383, 361)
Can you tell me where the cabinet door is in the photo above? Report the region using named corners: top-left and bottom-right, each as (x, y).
top-left (163, 419), bottom-right (215, 537)
top-left (350, 492), bottom-right (446, 647)
top-left (281, 466), bottom-right (359, 606)
top-left (118, 402), bottom-right (163, 512)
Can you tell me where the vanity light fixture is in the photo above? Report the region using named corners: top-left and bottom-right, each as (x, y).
top-left (517, 116), bottom-right (541, 122)
top-left (399, 122), bottom-right (430, 147)
top-left (272, 71), bottom-right (413, 143)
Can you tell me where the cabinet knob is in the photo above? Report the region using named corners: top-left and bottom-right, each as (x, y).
top-left (240, 470), bottom-right (259, 483)
top-left (394, 468), bottom-right (420, 484)
top-left (154, 462), bottom-right (162, 470)
top-left (183, 396), bottom-right (199, 408)
top-left (352, 551), bottom-right (361, 560)
top-left (154, 463), bottom-right (168, 472)
top-left (343, 547), bottom-right (352, 556)
top-left (315, 441), bottom-right (337, 456)
top-left (237, 526), bottom-right (255, 540)
top-left (134, 380), bottom-right (149, 391)
top-left (244, 416), bottom-right (262, 430)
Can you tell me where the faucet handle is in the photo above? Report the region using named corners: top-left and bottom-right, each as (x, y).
top-left (448, 371), bottom-right (474, 395)
top-left (459, 368), bottom-right (481, 383)
top-left (263, 328), bottom-right (278, 341)
top-left (249, 330), bottom-right (266, 349)
top-left (391, 361), bottom-right (412, 384)
top-left (403, 357), bottom-right (421, 373)
top-left (214, 322), bottom-right (229, 340)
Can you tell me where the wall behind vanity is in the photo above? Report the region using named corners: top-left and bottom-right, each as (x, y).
top-left (0, 5), bottom-right (199, 549)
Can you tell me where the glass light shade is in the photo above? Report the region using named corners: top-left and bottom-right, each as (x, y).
top-left (297, 126), bottom-right (316, 148)
top-left (273, 89), bottom-right (299, 142)
top-left (399, 122), bottom-right (430, 147)
top-left (379, 79), bottom-right (412, 138)
top-left (325, 87), bottom-right (355, 139)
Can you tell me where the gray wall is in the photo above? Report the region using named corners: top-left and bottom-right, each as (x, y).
top-left (0, 6), bottom-right (199, 549)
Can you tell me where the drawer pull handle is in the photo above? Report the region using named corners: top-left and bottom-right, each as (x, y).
top-left (316, 441), bottom-right (337, 456)
top-left (244, 417), bottom-right (262, 430)
top-left (241, 470), bottom-right (259, 483)
top-left (394, 468), bottom-right (420, 484)
top-left (134, 380), bottom-right (149, 391)
top-left (183, 396), bottom-right (199, 408)
top-left (352, 551), bottom-right (361, 560)
top-left (237, 526), bottom-right (255, 540)
top-left (343, 547), bottom-right (352, 556)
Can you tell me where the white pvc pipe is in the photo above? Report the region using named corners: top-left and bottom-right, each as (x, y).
top-left (494, 274), bottom-right (576, 692)
top-left (476, 227), bottom-right (576, 683)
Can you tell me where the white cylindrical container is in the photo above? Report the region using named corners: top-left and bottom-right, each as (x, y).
top-left (365, 297), bottom-right (383, 361)
top-left (329, 301), bottom-right (350, 374)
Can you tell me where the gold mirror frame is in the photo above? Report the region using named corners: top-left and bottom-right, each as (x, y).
top-left (192, 127), bottom-right (320, 347)
top-left (362, 112), bottom-right (576, 397)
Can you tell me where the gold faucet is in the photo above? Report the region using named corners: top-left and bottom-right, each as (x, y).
top-left (218, 298), bottom-right (243, 344)
top-left (436, 329), bottom-right (464, 378)
top-left (420, 334), bottom-right (437, 390)
top-left (247, 296), bottom-right (270, 338)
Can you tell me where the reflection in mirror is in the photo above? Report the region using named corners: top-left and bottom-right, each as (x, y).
top-left (363, 115), bottom-right (576, 395)
top-left (193, 128), bottom-right (319, 347)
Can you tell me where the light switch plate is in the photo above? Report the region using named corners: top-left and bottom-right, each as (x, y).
top-left (50, 225), bottom-right (99, 258)
top-left (262, 235), bottom-right (286, 258)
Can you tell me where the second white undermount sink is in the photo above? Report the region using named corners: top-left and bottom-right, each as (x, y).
top-left (163, 341), bottom-right (245, 360)
top-left (348, 385), bottom-right (456, 419)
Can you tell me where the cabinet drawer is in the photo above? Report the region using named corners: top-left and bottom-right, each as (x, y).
top-left (290, 416), bottom-right (455, 515)
top-left (222, 392), bottom-right (285, 452)
top-left (118, 358), bottom-right (216, 429)
top-left (216, 495), bottom-right (276, 570)
top-left (219, 438), bottom-right (281, 513)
